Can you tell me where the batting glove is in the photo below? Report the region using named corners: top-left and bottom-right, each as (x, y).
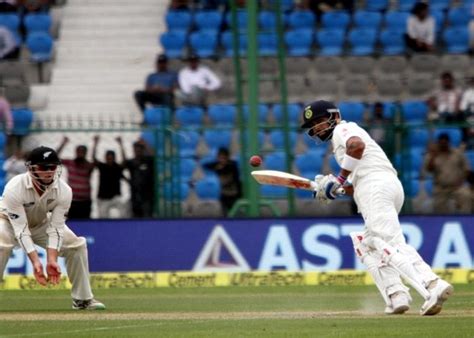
top-left (317, 174), bottom-right (346, 202)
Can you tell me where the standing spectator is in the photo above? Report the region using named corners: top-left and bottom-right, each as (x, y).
top-left (424, 133), bottom-right (471, 214)
top-left (0, 26), bottom-right (19, 60)
top-left (176, 54), bottom-right (221, 107)
top-left (134, 54), bottom-right (177, 113)
top-left (92, 135), bottom-right (127, 218)
top-left (427, 72), bottom-right (463, 123)
top-left (3, 149), bottom-right (27, 181)
top-left (405, 2), bottom-right (435, 52)
top-left (203, 147), bottom-right (242, 216)
top-left (117, 137), bottom-right (155, 218)
top-left (460, 75), bottom-right (474, 148)
top-left (57, 137), bottom-right (95, 219)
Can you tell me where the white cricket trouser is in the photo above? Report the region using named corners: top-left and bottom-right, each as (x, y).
top-left (0, 218), bottom-right (94, 300)
top-left (97, 196), bottom-right (126, 218)
top-left (353, 172), bottom-right (438, 300)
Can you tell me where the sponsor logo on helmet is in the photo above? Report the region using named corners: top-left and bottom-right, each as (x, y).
top-left (304, 108), bottom-right (313, 119)
top-left (43, 151), bottom-right (52, 159)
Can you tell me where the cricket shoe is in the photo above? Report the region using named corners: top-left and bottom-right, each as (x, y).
top-left (72, 298), bottom-right (106, 310)
top-left (420, 279), bottom-right (453, 316)
top-left (385, 291), bottom-right (411, 315)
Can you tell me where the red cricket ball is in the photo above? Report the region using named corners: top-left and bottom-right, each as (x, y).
top-left (249, 155), bottom-right (262, 167)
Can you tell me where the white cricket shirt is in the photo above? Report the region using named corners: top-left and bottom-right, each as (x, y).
top-left (0, 173), bottom-right (72, 253)
top-left (331, 121), bottom-right (397, 186)
top-left (178, 65), bottom-right (222, 94)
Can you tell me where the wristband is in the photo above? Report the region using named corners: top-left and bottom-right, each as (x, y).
top-left (341, 154), bottom-right (360, 172)
top-left (336, 174), bottom-right (347, 184)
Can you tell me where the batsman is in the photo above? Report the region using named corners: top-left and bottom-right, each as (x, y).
top-left (301, 100), bottom-right (453, 315)
top-left (0, 146), bottom-right (105, 310)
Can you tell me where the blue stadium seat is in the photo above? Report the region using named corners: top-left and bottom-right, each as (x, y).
top-left (430, 10), bottom-right (445, 33)
top-left (163, 181), bottom-right (190, 200)
top-left (225, 10), bottom-right (247, 32)
top-left (0, 13), bottom-right (20, 31)
top-left (295, 150), bottom-right (325, 174)
top-left (321, 11), bottom-right (350, 30)
top-left (259, 10), bottom-right (285, 31)
top-left (24, 13), bottom-right (51, 33)
top-left (284, 28), bottom-right (313, 56)
top-left (272, 103), bottom-right (301, 125)
top-left (175, 130), bottom-right (201, 157)
top-left (141, 130), bottom-right (165, 152)
top-left (195, 176), bottom-right (221, 200)
top-left (424, 178), bottom-right (433, 196)
top-left (398, 0), bottom-right (417, 12)
top-left (0, 133), bottom-right (6, 151)
top-left (447, 7), bottom-right (472, 27)
top-left (338, 101), bottom-right (365, 122)
top-left (316, 28), bottom-right (345, 56)
top-left (11, 108), bottom-right (33, 136)
top-left (208, 104), bottom-right (237, 126)
top-left (269, 130), bottom-right (298, 151)
top-left (165, 10), bottom-right (192, 31)
top-left (379, 29), bottom-right (406, 55)
top-left (203, 129), bottom-right (232, 152)
top-left (384, 11), bottom-right (409, 32)
top-left (408, 148), bottom-right (424, 178)
top-left (406, 179), bottom-right (420, 197)
top-left (443, 27), bottom-right (470, 54)
top-left (348, 28), bottom-right (377, 56)
top-left (243, 130), bottom-right (266, 147)
top-left (26, 32), bottom-right (53, 63)
top-left (160, 30), bottom-right (186, 58)
top-left (258, 32), bottom-right (278, 56)
top-left (365, 0), bottom-right (389, 11)
top-left (267, 0), bottom-right (294, 12)
top-left (466, 150), bottom-right (474, 168)
top-left (429, 0), bottom-right (450, 11)
top-left (381, 101), bottom-right (397, 119)
top-left (433, 128), bottom-right (462, 147)
top-left (177, 158), bottom-right (197, 182)
top-left (175, 106), bottom-right (204, 127)
top-left (353, 10), bottom-right (382, 29)
top-left (143, 106), bottom-right (172, 126)
top-left (408, 128), bottom-right (430, 151)
top-left (460, 0), bottom-right (474, 7)
top-left (260, 184), bottom-right (288, 198)
top-left (288, 10), bottom-right (315, 29)
top-left (220, 31), bottom-right (247, 57)
top-left (189, 30), bottom-right (218, 58)
top-left (302, 133), bottom-right (330, 152)
top-left (263, 151), bottom-right (288, 171)
top-left (242, 104), bottom-right (269, 123)
top-left (401, 101), bottom-right (428, 123)
top-left (194, 10), bottom-right (222, 30)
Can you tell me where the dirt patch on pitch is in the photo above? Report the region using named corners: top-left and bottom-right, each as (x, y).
top-left (1, 309), bottom-right (473, 321)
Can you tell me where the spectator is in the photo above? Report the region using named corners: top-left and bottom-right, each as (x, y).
top-left (92, 135), bottom-right (128, 218)
top-left (299, 0), bottom-right (354, 20)
top-left (134, 54), bottom-right (177, 114)
top-left (176, 54), bottom-right (221, 107)
top-left (3, 149), bottom-right (26, 182)
top-left (117, 137), bottom-right (155, 218)
top-left (203, 147), bottom-right (242, 216)
top-left (405, 2), bottom-right (435, 52)
top-left (57, 136), bottom-right (95, 219)
top-left (169, 0), bottom-right (190, 10)
top-left (0, 26), bottom-right (19, 60)
top-left (424, 133), bottom-right (471, 214)
top-left (0, 0), bottom-right (17, 12)
top-left (427, 72), bottom-right (463, 123)
top-left (460, 75), bottom-right (474, 148)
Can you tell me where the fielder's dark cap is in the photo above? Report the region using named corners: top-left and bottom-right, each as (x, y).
top-left (27, 146), bottom-right (61, 166)
top-left (157, 54), bottom-right (168, 63)
top-left (301, 100), bottom-right (339, 129)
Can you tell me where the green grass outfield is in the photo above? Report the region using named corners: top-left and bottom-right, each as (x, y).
top-left (0, 284), bottom-right (473, 337)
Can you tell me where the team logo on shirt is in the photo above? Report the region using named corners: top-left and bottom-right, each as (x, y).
top-left (23, 202), bottom-right (35, 207)
top-left (8, 212), bottom-right (19, 220)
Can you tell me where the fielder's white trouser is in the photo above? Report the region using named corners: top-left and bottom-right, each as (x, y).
top-left (352, 173), bottom-right (439, 301)
top-left (97, 196), bottom-right (126, 218)
top-left (0, 218), bottom-right (94, 300)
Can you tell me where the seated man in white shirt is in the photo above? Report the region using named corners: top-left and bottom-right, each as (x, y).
top-left (176, 54), bottom-right (221, 106)
top-left (405, 2), bottom-right (435, 52)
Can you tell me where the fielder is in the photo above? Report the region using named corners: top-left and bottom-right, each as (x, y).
top-left (0, 146), bottom-right (105, 310)
top-left (301, 100), bottom-right (453, 315)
